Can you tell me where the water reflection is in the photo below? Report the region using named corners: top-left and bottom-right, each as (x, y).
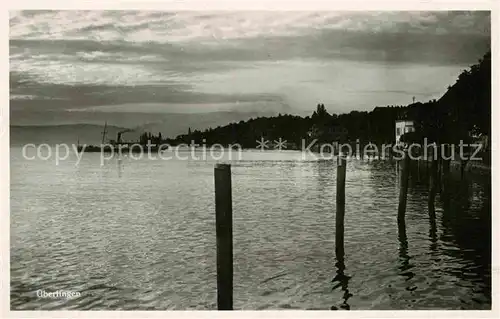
top-left (117, 158), bottom-right (123, 178)
top-left (331, 256), bottom-right (352, 310)
top-left (438, 173), bottom-right (491, 303)
top-left (397, 220), bottom-right (415, 283)
top-left (428, 162), bottom-right (438, 254)
top-left (428, 214), bottom-right (438, 254)
top-left (315, 159), bottom-right (334, 195)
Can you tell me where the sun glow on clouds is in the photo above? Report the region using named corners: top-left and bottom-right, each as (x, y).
top-left (192, 59), bottom-right (461, 110)
top-left (9, 11), bottom-right (491, 115)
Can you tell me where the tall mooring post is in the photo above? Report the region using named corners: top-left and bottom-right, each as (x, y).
top-left (428, 154), bottom-right (438, 219)
top-left (397, 151), bottom-right (411, 224)
top-left (336, 154), bottom-right (347, 259)
top-left (214, 163), bottom-right (233, 310)
top-left (441, 144), bottom-right (451, 197)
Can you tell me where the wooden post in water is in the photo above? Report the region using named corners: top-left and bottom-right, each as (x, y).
top-left (435, 146), bottom-right (441, 193)
top-left (428, 155), bottom-right (438, 219)
top-left (425, 148), bottom-right (429, 169)
top-left (441, 145), bottom-right (451, 197)
top-left (214, 163), bottom-right (233, 310)
top-left (397, 151), bottom-right (410, 224)
top-left (336, 154), bottom-right (347, 259)
top-left (417, 156), bottom-right (421, 181)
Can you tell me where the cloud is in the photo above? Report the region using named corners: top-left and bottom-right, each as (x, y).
top-left (10, 11), bottom-right (490, 42)
top-left (10, 71), bottom-right (288, 114)
top-left (10, 27), bottom-right (489, 88)
top-left (9, 11), bottom-right (491, 118)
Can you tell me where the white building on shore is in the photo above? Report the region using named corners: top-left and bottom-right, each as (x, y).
top-left (395, 120), bottom-right (415, 144)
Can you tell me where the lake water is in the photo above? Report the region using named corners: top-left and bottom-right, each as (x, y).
top-left (10, 148), bottom-right (491, 310)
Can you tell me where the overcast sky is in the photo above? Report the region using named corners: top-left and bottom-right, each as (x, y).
top-left (10, 11), bottom-right (491, 117)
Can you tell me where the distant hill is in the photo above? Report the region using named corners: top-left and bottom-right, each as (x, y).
top-left (9, 110), bottom-right (286, 145)
top-left (10, 124), bottom-right (130, 146)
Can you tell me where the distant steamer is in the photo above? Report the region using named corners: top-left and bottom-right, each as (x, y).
top-left (76, 122), bottom-right (168, 153)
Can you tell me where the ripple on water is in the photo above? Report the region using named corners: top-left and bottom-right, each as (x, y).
top-left (10, 150), bottom-right (491, 310)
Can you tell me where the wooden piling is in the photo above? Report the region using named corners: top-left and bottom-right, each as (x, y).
top-left (441, 145), bottom-right (451, 197)
top-left (428, 156), bottom-right (438, 219)
top-left (417, 157), bottom-right (420, 181)
top-left (397, 151), bottom-right (410, 224)
top-left (437, 162), bottom-right (441, 193)
top-left (460, 159), bottom-right (466, 179)
top-left (336, 155), bottom-right (347, 259)
top-left (214, 163), bottom-right (233, 310)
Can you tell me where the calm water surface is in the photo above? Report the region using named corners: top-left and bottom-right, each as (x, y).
top-left (10, 148), bottom-right (491, 310)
